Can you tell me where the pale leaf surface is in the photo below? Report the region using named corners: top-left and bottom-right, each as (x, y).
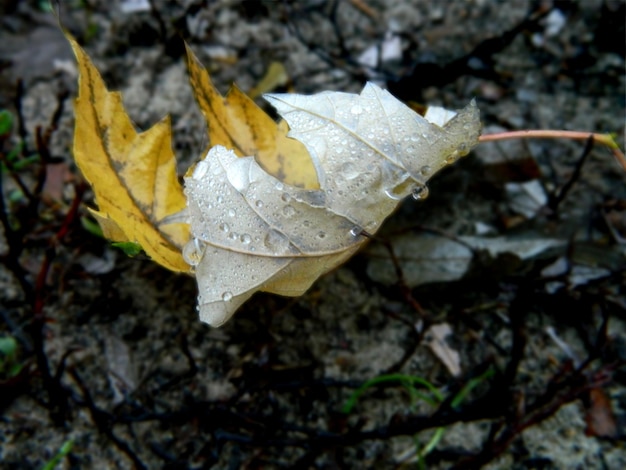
top-left (185, 83), bottom-right (481, 326)
top-left (265, 84), bottom-right (480, 232)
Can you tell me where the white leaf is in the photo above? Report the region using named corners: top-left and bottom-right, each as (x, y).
top-left (265, 83), bottom-right (480, 230)
top-left (185, 83), bottom-right (481, 326)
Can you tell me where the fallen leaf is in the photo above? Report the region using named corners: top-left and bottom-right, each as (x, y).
top-left (424, 323), bottom-right (461, 377)
top-left (185, 84), bottom-right (481, 326)
top-left (505, 179), bottom-right (548, 219)
top-left (185, 44), bottom-right (318, 189)
top-left (42, 162), bottom-right (72, 202)
top-left (103, 330), bottom-right (137, 405)
top-left (584, 387), bottom-right (618, 438)
top-left (367, 234), bottom-right (565, 288)
top-left (77, 250), bottom-right (117, 275)
top-left (68, 35), bottom-right (190, 272)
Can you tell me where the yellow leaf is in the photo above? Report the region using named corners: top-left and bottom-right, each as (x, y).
top-left (68, 35), bottom-right (190, 272)
top-left (184, 44), bottom-right (319, 189)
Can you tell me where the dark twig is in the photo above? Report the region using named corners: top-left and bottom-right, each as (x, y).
top-left (0, 173), bottom-right (32, 297)
top-left (451, 365), bottom-right (612, 469)
top-left (28, 183), bottom-right (85, 425)
top-left (69, 368), bottom-right (148, 470)
top-left (548, 135), bottom-right (595, 215)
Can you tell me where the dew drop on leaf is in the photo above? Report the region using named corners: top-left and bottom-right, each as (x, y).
top-left (222, 291), bottom-right (233, 302)
top-left (350, 105), bottom-right (363, 115)
top-left (412, 185), bottom-right (429, 201)
top-left (341, 162), bottom-right (359, 180)
top-left (282, 205), bottom-right (296, 217)
top-left (264, 229), bottom-right (289, 252)
top-left (240, 233), bottom-right (252, 244)
top-left (445, 151), bottom-right (460, 165)
top-left (182, 238), bottom-right (205, 266)
top-left (219, 222), bottom-right (230, 233)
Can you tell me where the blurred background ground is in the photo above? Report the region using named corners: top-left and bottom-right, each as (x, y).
top-left (1, 0), bottom-right (625, 468)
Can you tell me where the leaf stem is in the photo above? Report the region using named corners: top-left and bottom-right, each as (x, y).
top-left (479, 130), bottom-right (625, 170)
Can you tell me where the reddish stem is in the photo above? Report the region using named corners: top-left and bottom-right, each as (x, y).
top-left (479, 130), bottom-right (626, 170)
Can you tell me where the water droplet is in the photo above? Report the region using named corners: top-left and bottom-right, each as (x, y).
top-left (275, 182), bottom-right (284, 191)
top-left (457, 143), bottom-right (469, 156)
top-left (282, 205), bottom-right (296, 217)
top-left (412, 185), bottom-right (429, 201)
top-left (240, 233), bottom-right (251, 244)
top-left (350, 105), bottom-right (363, 115)
top-left (255, 200), bottom-right (264, 208)
top-left (350, 226), bottom-right (362, 237)
top-left (420, 165), bottom-right (432, 177)
top-left (384, 188), bottom-right (400, 200)
top-left (384, 178), bottom-right (413, 200)
top-left (303, 220), bottom-right (311, 227)
top-left (219, 222), bottom-right (230, 233)
top-left (445, 151), bottom-right (460, 165)
top-left (227, 208), bottom-right (236, 217)
top-left (222, 291), bottom-right (233, 302)
top-left (216, 195), bottom-right (224, 204)
top-left (182, 238), bottom-right (205, 266)
top-left (227, 232), bottom-right (237, 240)
top-left (341, 162), bottom-right (359, 180)
top-left (281, 192), bottom-right (291, 203)
top-left (317, 231), bottom-right (326, 239)
top-left (264, 229), bottom-right (289, 252)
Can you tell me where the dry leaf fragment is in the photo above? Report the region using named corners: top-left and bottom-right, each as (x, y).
top-left (424, 323), bottom-right (462, 377)
top-left (68, 35), bottom-right (190, 272)
top-left (584, 387), bottom-right (618, 438)
top-left (185, 84), bottom-right (481, 326)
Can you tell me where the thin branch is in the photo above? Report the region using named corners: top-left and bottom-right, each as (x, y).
top-left (479, 130), bottom-right (625, 170)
